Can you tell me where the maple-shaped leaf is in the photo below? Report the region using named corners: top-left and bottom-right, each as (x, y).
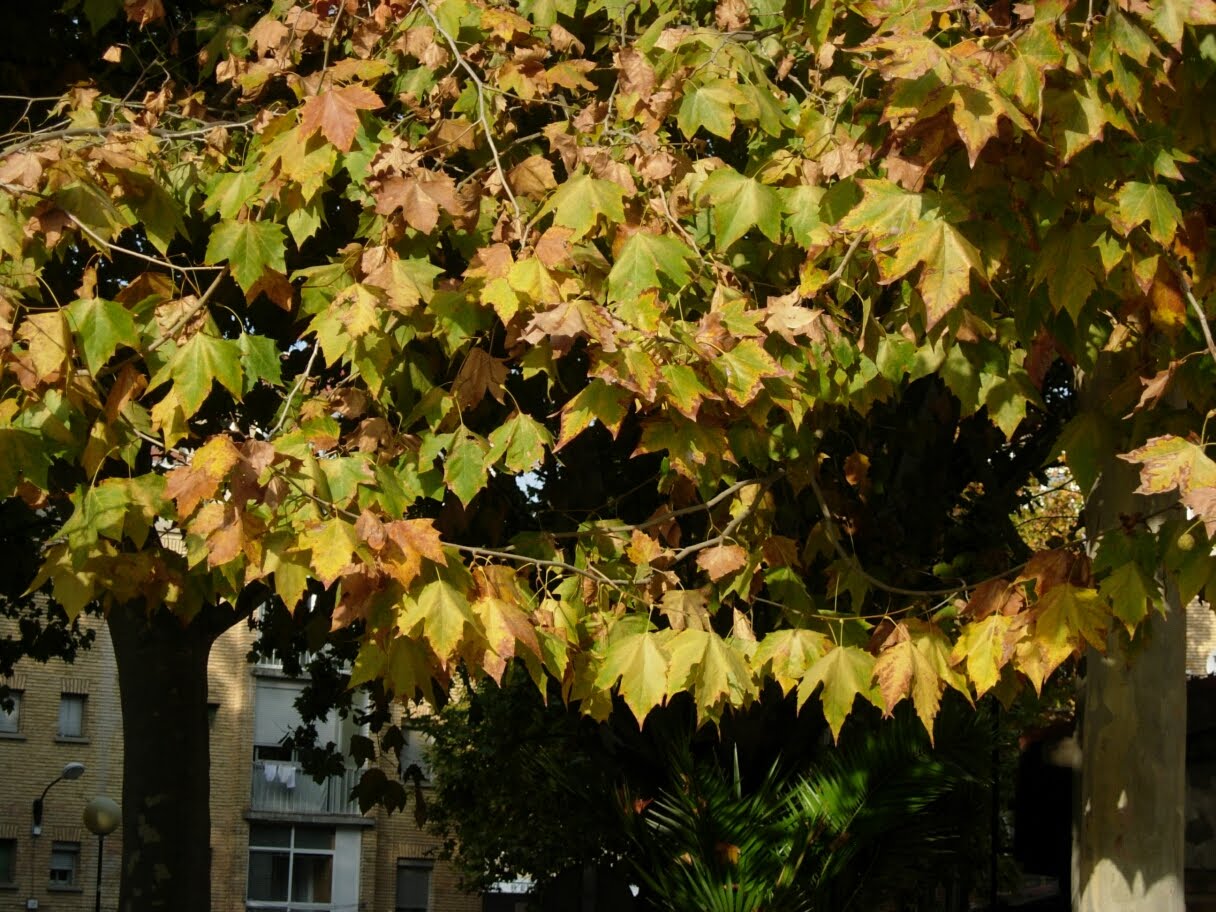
top-left (698, 167), bottom-right (782, 250)
top-left (1043, 81), bottom-right (1110, 164)
top-left (543, 171), bottom-right (626, 240)
top-left (164, 435), bottom-right (241, 518)
top-left (607, 232), bottom-right (694, 302)
top-left (708, 338), bottom-right (786, 406)
top-left (595, 630), bottom-right (670, 723)
top-left (452, 347), bottom-right (507, 409)
top-left (1121, 435), bottom-right (1216, 535)
top-left (399, 579), bottom-right (476, 658)
top-left (660, 588), bottom-right (712, 632)
top-left (1143, 0), bottom-right (1216, 48)
top-left (373, 172), bottom-right (464, 234)
top-left (752, 629), bottom-right (829, 695)
top-left (839, 180), bottom-right (928, 238)
top-left (798, 644), bottom-right (878, 742)
top-left (64, 297), bottom-right (138, 375)
top-left (301, 517), bottom-right (360, 588)
top-left (487, 411), bottom-right (552, 473)
top-left (950, 613), bottom-right (1017, 698)
top-left (659, 364), bottom-right (718, 421)
top-left (1099, 560), bottom-right (1158, 633)
top-left (666, 629), bottom-right (753, 721)
top-left (1031, 223), bottom-right (1104, 322)
top-left (521, 300), bottom-right (619, 356)
top-left (882, 217), bottom-right (986, 328)
top-left (696, 544), bottom-right (748, 581)
top-left (298, 85), bottom-right (383, 152)
top-left (1029, 583), bottom-right (1109, 682)
top-left (152, 332), bottom-right (243, 418)
top-left (381, 518), bottom-right (448, 589)
top-left (444, 432), bottom-right (490, 507)
top-left (873, 631), bottom-right (943, 738)
top-left (1111, 181), bottom-right (1182, 246)
top-left (677, 78), bottom-right (747, 139)
top-left (557, 379), bottom-right (632, 448)
top-left (204, 219), bottom-right (287, 293)
top-left (475, 595), bottom-right (542, 683)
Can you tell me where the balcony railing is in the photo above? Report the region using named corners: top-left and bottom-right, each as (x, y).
top-left (250, 760), bottom-right (361, 816)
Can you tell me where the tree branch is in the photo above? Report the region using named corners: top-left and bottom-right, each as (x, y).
top-left (415, 0), bottom-right (524, 243)
top-left (0, 119), bottom-right (255, 159)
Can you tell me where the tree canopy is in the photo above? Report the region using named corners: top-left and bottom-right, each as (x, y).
top-left (3, 0), bottom-right (1216, 749)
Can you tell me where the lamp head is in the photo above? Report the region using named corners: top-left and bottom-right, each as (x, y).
top-left (62, 762), bottom-right (85, 780)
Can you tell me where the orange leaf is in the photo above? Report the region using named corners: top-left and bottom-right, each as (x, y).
top-left (298, 85), bottom-right (383, 152)
top-left (696, 544), bottom-right (747, 581)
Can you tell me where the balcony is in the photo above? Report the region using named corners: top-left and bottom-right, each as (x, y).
top-left (250, 760), bottom-right (361, 817)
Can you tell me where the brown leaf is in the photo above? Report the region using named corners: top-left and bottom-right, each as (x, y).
top-left (520, 301), bottom-right (621, 356)
top-left (103, 364), bottom-right (147, 422)
top-left (843, 452), bottom-right (870, 489)
top-left (696, 544), bottom-right (748, 581)
top-left (1132, 359), bottom-right (1184, 415)
top-left (507, 155), bottom-right (557, 199)
top-left (715, 0), bottom-right (750, 31)
top-left (124, 0), bottom-right (165, 26)
top-left (534, 227), bottom-right (574, 268)
top-left (963, 579), bottom-right (1026, 620)
top-left (298, 85), bottom-right (384, 152)
top-left (374, 171), bottom-right (464, 233)
top-left (452, 347), bottom-right (508, 408)
top-left (245, 269), bottom-right (295, 310)
top-left (1018, 549), bottom-right (1089, 596)
top-left (550, 24), bottom-right (585, 54)
top-left (355, 509), bottom-right (388, 550)
top-left (164, 435), bottom-right (242, 518)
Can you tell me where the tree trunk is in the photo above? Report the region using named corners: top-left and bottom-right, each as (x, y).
top-left (1073, 456), bottom-right (1186, 912)
top-left (107, 600), bottom-right (232, 912)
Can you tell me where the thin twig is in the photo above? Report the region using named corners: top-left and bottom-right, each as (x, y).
top-left (415, 0), bottom-right (524, 242)
top-left (269, 340), bottom-right (321, 437)
top-left (825, 231), bottom-right (866, 285)
top-left (65, 212), bottom-right (224, 276)
top-left (670, 475), bottom-right (777, 564)
top-left (0, 119), bottom-right (255, 158)
top-left (1167, 254), bottom-right (1216, 365)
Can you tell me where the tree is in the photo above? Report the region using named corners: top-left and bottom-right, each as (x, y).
top-left (3, 1), bottom-right (1216, 910)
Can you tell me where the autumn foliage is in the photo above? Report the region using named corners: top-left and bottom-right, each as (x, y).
top-left (3, 0), bottom-right (1216, 740)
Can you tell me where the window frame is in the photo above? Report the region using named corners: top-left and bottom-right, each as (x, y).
top-left (57, 693), bottom-right (87, 739)
top-left (0, 690), bottom-right (21, 735)
top-left (394, 859), bottom-right (433, 912)
top-left (0, 837), bottom-right (16, 886)
top-left (246, 824), bottom-right (335, 912)
top-left (48, 841), bottom-right (80, 890)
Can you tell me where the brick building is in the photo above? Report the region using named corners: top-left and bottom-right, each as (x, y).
top-left (0, 612), bottom-right (481, 912)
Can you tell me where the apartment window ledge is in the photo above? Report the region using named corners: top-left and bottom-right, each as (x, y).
top-left (244, 809), bottom-right (373, 828)
top-left (54, 735), bottom-right (90, 745)
top-left (47, 885), bottom-right (84, 893)
top-left (0, 883), bottom-right (18, 891)
top-left (0, 731), bottom-right (26, 741)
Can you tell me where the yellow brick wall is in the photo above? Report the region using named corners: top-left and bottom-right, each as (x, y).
top-left (1, 614), bottom-right (481, 912)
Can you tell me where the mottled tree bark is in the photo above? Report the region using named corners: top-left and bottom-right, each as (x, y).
top-left (1074, 455), bottom-right (1186, 912)
top-left (107, 600), bottom-right (237, 912)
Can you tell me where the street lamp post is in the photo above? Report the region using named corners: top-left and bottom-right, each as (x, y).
top-left (83, 797), bottom-right (120, 912)
top-left (31, 761), bottom-right (85, 836)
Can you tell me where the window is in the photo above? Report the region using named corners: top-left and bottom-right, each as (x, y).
top-left (395, 860), bottom-right (432, 912)
top-left (247, 824), bottom-right (333, 910)
top-left (58, 694), bottom-right (86, 738)
top-left (0, 691), bottom-right (20, 734)
top-left (0, 838), bottom-right (16, 885)
top-left (398, 730), bottom-right (432, 782)
top-left (49, 842), bottom-right (79, 888)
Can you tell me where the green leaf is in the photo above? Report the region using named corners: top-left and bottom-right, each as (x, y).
top-left (1031, 223), bottom-right (1104, 322)
top-left (0, 428), bottom-right (51, 496)
top-left (782, 184), bottom-right (828, 248)
top-left (544, 172), bottom-right (626, 240)
top-left (401, 579), bottom-right (475, 657)
top-left (708, 339), bottom-right (785, 406)
top-left (699, 168), bottom-right (782, 250)
top-left (797, 644), bottom-right (878, 741)
top-left (444, 431), bottom-right (489, 506)
top-left (595, 630), bottom-right (669, 723)
top-left (1112, 181), bottom-right (1182, 245)
top-left (839, 179), bottom-right (927, 238)
top-left (666, 629), bottom-right (753, 722)
top-left (64, 298), bottom-right (138, 375)
top-left (203, 170), bottom-right (261, 220)
top-left (752, 629), bottom-right (828, 696)
top-left (487, 411), bottom-right (552, 473)
top-left (557, 380), bottom-right (632, 448)
top-left (677, 78), bottom-right (746, 139)
top-left (153, 332), bottom-right (244, 418)
top-left (882, 218), bottom-right (986, 328)
top-left (301, 518), bottom-right (360, 587)
top-left (1099, 560), bottom-right (1158, 633)
top-left (238, 334), bottom-right (283, 390)
top-left (204, 219), bottom-right (287, 292)
top-left (607, 233), bottom-right (694, 302)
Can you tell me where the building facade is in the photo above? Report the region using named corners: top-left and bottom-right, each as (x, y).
top-left (0, 612), bottom-right (480, 912)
